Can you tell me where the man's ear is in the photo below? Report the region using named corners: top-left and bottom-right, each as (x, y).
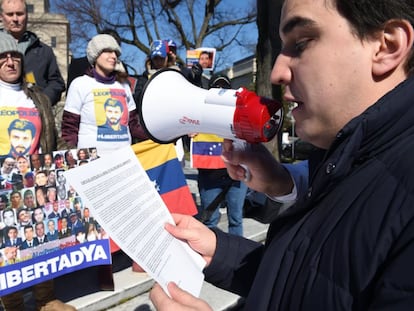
top-left (372, 19), bottom-right (414, 76)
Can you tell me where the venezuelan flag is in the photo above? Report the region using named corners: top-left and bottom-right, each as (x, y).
top-left (191, 133), bottom-right (226, 169)
top-left (132, 140), bottom-right (197, 215)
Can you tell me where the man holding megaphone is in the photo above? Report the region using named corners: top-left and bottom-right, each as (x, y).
top-left (149, 0), bottom-right (414, 310)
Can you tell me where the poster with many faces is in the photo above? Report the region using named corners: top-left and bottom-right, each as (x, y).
top-left (0, 148), bottom-right (111, 295)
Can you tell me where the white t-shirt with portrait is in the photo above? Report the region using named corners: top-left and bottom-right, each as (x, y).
top-left (0, 80), bottom-right (42, 157)
top-left (65, 75), bottom-right (136, 156)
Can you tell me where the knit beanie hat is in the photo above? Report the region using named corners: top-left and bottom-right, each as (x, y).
top-left (86, 34), bottom-right (121, 65)
top-left (0, 32), bottom-right (21, 55)
top-left (150, 40), bottom-right (168, 59)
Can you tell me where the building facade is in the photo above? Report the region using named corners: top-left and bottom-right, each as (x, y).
top-left (227, 54), bottom-right (256, 90)
top-left (26, 0), bottom-right (70, 85)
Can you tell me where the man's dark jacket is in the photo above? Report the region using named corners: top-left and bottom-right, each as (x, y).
top-left (204, 77), bottom-right (414, 310)
top-left (66, 56), bottom-right (89, 90)
top-left (20, 31), bottom-right (65, 106)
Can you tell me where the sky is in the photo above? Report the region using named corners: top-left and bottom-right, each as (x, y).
top-left (124, 23), bottom-right (258, 74)
top-left (51, 0), bottom-right (258, 75)
top-left (114, 1), bottom-right (259, 74)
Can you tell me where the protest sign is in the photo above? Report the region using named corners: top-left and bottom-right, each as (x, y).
top-left (186, 47), bottom-right (216, 71)
top-left (0, 148), bottom-right (111, 296)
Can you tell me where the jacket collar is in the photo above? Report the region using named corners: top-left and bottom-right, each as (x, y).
top-left (308, 76), bottom-right (414, 200)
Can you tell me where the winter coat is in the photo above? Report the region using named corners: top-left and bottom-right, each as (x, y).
top-left (204, 77), bottom-right (414, 310)
top-left (26, 85), bottom-right (58, 153)
top-left (17, 30), bottom-right (65, 106)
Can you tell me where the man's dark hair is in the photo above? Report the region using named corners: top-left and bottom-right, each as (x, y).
top-left (104, 98), bottom-right (123, 112)
top-left (199, 51), bottom-right (210, 59)
top-left (6, 226), bottom-right (18, 235)
top-left (334, 0), bottom-right (414, 74)
top-left (35, 221), bottom-right (44, 229)
top-left (10, 190), bottom-right (21, 198)
top-left (24, 224), bottom-right (33, 233)
top-left (54, 153), bottom-right (63, 161)
top-left (17, 208), bottom-right (27, 218)
top-left (0, 194), bottom-right (8, 204)
top-left (30, 154), bottom-right (43, 168)
top-left (7, 119), bottom-right (35, 137)
top-left (23, 189), bottom-right (33, 198)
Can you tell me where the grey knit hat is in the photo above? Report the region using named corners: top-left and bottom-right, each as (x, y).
top-left (0, 32), bottom-right (21, 55)
top-left (86, 34), bottom-right (121, 65)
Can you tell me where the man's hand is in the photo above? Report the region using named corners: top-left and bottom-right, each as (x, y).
top-left (131, 214), bottom-right (216, 273)
top-left (150, 283), bottom-right (213, 311)
top-left (222, 139), bottom-right (294, 197)
top-left (165, 214), bottom-right (216, 266)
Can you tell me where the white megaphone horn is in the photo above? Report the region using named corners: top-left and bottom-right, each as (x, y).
top-left (138, 68), bottom-right (283, 144)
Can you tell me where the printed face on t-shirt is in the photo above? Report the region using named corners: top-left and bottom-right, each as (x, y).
top-left (105, 105), bottom-right (122, 126)
top-left (10, 129), bottom-right (33, 156)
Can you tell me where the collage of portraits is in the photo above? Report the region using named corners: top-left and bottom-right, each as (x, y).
top-left (0, 148), bottom-right (108, 267)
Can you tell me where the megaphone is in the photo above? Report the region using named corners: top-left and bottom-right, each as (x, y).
top-left (138, 68), bottom-right (283, 144)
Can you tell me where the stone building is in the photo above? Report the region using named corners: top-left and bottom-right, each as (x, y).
top-left (24, 0), bottom-right (69, 130)
top-left (227, 55), bottom-right (256, 89)
top-left (26, 0), bottom-right (69, 85)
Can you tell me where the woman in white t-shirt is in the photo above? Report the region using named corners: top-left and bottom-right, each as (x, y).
top-left (62, 34), bottom-right (147, 155)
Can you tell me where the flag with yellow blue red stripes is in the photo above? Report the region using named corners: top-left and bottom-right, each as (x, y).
top-left (190, 133), bottom-right (226, 169)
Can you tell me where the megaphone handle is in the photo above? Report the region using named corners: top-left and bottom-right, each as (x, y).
top-left (232, 140), bottom-right (251, 182)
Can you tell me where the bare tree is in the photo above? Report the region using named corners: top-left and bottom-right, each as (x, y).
top-left (52, 0), bottom-right (257, 73)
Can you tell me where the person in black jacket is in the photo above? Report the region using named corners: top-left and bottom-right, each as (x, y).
top-left (149, 0), bottom-right (414, 310)
top-left (0, 0), bottom-right (65, 106)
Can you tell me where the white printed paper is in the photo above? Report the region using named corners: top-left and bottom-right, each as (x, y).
top-left (64, 146), bottom-right (205, 297)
